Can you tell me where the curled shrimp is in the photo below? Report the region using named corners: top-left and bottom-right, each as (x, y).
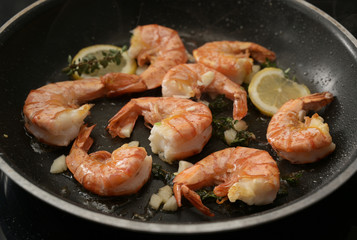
top-left (193, 41), bottom-right (276, 84)
top-left (173, 146), bottom-right (280, 216)
top-left (162, 63), bottom-right (248, 120)
top-left (66, 124), bottom-right (152, 196)
top-left (267, 92), bottom-right (335, 164)
top-left (106, 97), bottom-right (212, 163)
top-left (102, 24), bottom-right (188, 96)
top-left (23, 78), bottom-right (109, 146)
top-left (23, 76), bottom-right (140, 146)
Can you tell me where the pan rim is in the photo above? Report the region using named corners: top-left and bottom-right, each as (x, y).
top-left (0, 0), bottom-right (46, 33)
top-left (1, 0), bottom-right (357, 233)
top-left (1, 155), bottom-right (357, 233)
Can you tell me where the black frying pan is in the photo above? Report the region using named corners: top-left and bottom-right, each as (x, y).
top-left (1, 0), bottom-right (357, 233)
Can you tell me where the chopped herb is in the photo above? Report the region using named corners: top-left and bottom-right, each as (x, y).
top-left (261, 60), bottom-right (297, 82)
top-left (196, 188), bottom-right (223, 202)
top-left (208, 94), bottom-right (231, 115)
top-left (212, 117), bottom-right (234, 134)
top-left (261, 58), bottom-right (277, 68)
top-left (229, 130), bottom-right (255, 147)
top-left (278, 170), bottom-right (305, 196)
top-left (152, 163), bottom-right (175, 186)
top-left (62, 46), bottom-right (127, 77)
top-left (212, 117), bottom-right (255, 147)
top-left (282, 170), bottom-right (305, 185)
top-left (283, 67), bottom-right (298, 81)
top-left (284, 67), bottom-right (291, 76)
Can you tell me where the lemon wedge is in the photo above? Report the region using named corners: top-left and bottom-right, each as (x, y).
top-left (71, 44), bottom-right (137, 79)
top-left (248, 67), bottom-right (310, 116)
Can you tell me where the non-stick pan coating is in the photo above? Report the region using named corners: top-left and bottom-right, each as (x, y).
top-left (0, 0), bottom-right (357, 233)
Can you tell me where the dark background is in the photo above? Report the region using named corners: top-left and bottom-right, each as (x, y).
top-left (1, 0), bottom-right (357, 239)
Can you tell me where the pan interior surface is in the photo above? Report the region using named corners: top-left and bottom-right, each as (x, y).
top-left (0, 0), bottom-right (357, 233)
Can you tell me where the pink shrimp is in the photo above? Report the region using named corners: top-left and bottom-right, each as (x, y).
top-left (162, 63), bottom-right (248, 120)
top-left (102, 24), bottom-right (188, 96)
top-left (193, 41), bottom-right (276, 84)
top-left (66, 124), bottom-right (152, 196)
top-left (23, 75), bottom-right (153, 146)
top-left (173, 147), bottom-right (280, 216)
top-left (106, 97), bottom-right (212, 163)
top-left (23, 78), bottom-right (108, 146)
top-left (267, 92), bottom-right (335, 164)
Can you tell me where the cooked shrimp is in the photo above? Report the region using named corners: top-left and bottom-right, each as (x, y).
top-left (267, 92), bottom-right (335, 164)
top-left (173, 147), bottom-right (280, 216)
top-left (162, 63), bottom-right (248, 120)
top-left (23, 74), bottom-right (153, 146)
top-left (193, 41), bottom-right (276, 84)
top-left (107, 97), bottom-right (212, 163)
top-left (102, 24), bottom-right (188, 96)
top-left (23, 78), bottom-right (109, 146)
top-left (66, 124), bottom-right (152, 196)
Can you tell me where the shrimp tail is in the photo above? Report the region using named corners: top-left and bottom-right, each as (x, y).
top-left (66, 124), bottom-right (95, 174)
top-left (173, 183), bottom-right (183, 207)
top-left (181, 185), bottom-right (214, 217)
top-left (73, 124), bottom-right (95, 152)
top-left (101, 72), bottom-right (147, 97)
top-left (302, 92), bottom-right (334, 111)
top-left (248, 42), bottom-right (276, 63)
top-left (174, 183), bottom-right (214, 217)
top-left (106, 100), bottom-right (139, 138)
top-left (233, 92), bottom-right (248, 120)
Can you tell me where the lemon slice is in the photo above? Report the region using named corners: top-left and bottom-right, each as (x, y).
top-left (248, 67), bottom-right (310, 116)
top-left (71, 44), bottom-right (137, 79)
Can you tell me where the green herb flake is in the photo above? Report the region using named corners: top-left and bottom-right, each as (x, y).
top-left (208, 95), bottom-right (231, 115)
top-left (261, 59), bottom-right (277, 68)
top-left (212, 117), bottom-right (254, 147)
top-left (196, 188), bottom-right (223, 202)
top-left (212, 117), bottom-right (233, 134)
top-left (282, 170), bottom-right (305, 185)
top-left (229, 130), bottom-right (255, 147)
top-left (151, 163), bottom-right (175, 186)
